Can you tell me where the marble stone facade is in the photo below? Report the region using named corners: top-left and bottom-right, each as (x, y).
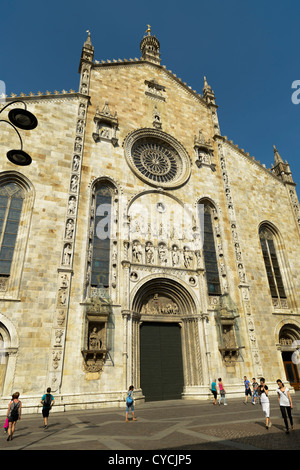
top-left (0, 29), bottom-right (299, 413)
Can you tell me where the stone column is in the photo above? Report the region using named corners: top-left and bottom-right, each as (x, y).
top-left (216, 137), bottom-right (263, 377)
top-left (182, 315), bottom-right (204, 396)
top-left (46, 34), bottom-right (93, 393)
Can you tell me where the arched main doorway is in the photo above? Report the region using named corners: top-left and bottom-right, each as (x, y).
top-left (140, 322), bottom-right (183, 401)
top-left (131, 276), bottom-right (202, 402)
top-left (279, 323), bottom-right (300, 390)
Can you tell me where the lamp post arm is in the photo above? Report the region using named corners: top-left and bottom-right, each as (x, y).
top-left (0, 100), bottom-right (27, 116)
top-left (0, 119), bottom-right (23, 150)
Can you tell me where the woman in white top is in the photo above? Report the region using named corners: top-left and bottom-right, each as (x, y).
top-left (258, 378), bottom-right (271, 429)
top-left (276, 379), bottom-right (294, 434)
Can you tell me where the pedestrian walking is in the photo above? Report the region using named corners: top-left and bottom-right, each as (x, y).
top-left (243, 376), bottom-right (252, 404)
top-left (258, 378), bottom-right (271, 429)
top-left (252, 377), bottom-right (258, 405)
top-left (218, 378), bottom-right (227, 405)
top-left (210, 379), bottom-right (218, 405)
top-left (125, 385), bottom-right (137, 422)
top-left (41, 387), bottom-right (55, 429)
top-left (6, 392), bottom-right (21, 441)
top-left (276, 379), bottom-right (294, 434)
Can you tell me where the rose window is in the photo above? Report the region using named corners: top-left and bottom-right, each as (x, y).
top-left (124, 129), bottom-right (191, 188)
top-left (132, 141), bottom-right (178, 183)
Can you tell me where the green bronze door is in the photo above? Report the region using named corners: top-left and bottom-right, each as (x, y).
top-left (140, 322), bottom-right (184, 401)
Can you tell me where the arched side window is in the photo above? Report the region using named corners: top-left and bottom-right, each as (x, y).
top-left (91, 184), bottom-right (113, 288)
top-left (199, 201), bottom-right (221, 296)
top-left (0, 172), bottom-right (34, 298)
top-left (0, 183), bottom-right (24, 276)
top-left (259, 226), bottom-right (286, 299)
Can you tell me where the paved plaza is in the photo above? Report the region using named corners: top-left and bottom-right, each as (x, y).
top-left (1, 393), bottom-right (299, 452)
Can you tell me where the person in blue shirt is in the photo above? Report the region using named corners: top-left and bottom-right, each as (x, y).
top-left (41, 387), bottom-right (55, 429)
top-left (125, 385), bottom-right (137, 422)
top-left (243, 376), bottom-right (252, 404)
top-left (211, 379), bottom-right (217, 405)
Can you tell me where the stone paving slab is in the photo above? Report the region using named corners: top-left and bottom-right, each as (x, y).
top-left (0, 394), bottom-right (299, 453)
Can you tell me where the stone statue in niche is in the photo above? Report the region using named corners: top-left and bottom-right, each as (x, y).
top-left (78, 103), bottom-right (85, 117)
top-left (82, 69), bottom-right (89, 82)
top-left (158, 243), bottom-right (168, 265)
top-left (145, 242), bottom-right (154, 264)
top-left (132, 241), bottom-right (142, 263)
top-left (93, 101), bottom-right (118, 145)
top-left (197, 149), bottom-right (210, 165)
top-left (58, 288), bottom-right (67, 306)
top-left (74, 136), bottom-right (82, 152)
top-left (65, 219), bottom-right (74, 239)
top-left (68, 196), bottom-right (76, 215)
top-left (73, 155), bottom-right (80, 171)
top-left (195, 250), bottom-right (202, 268)
top-left (81, 83), bottom-right (88, 94)
top-left (99, 126), bottom-right (111, 139)
top-left (77, 120), bottom-right (84, 134)
top-left (89, 327), bottom-right (102, 350)
top-left (153, 105), bottom-right (162, 129)
top-left (183, 246), bottom-right (193, 268)
top-left (70, 175), bottom-right (78, 192)
top-left (63, 243), bottom-right (72, 265)
top-left (223, 324), bottom-right (236, 349)
top-left (171, 245), bottom-right (180, 266)
top-left (238, 263), bottom-right (246, 283)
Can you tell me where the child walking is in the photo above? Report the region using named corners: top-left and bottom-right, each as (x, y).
top-left (125, 385), bottom-right (137, 422)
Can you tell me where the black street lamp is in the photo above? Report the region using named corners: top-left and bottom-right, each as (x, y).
top-left (0, 100), bottom-right (38, 166)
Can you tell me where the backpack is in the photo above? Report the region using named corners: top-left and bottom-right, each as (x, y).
top-left (43, 393), bottom-right (52, 407)
top-left (10, 401), bottom-right (20, 420)
top-left (126, 391), bottom-right (133, 405)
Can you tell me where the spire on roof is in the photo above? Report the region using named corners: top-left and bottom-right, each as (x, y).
top-left (273, 145), bottom-right (284, 165)
top-left (79, 30), bottom-right (94, 72)
top-left (272, 145), bottom-right (294, 183)
top-left (84, 30), bottom-right (93, 50)
top-left (140, 25), bottom-right (161, 65)
top-left (202, 76), bottom-right (216, 105)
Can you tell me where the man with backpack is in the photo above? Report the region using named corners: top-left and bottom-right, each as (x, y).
top-left (41, 387), bottom-right (55, 429)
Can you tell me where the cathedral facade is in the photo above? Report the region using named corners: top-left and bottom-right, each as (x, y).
top-left (0, 29), bottom-right (300, 413)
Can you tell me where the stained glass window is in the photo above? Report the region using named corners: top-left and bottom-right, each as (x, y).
top-left (0, 183), bottom-right (24, 275)
top-left (259, 227), bottom-right (286, 299)
top-left (202, 204), bottom-right (221, 295)
top-left (91, 185), bottom-right (112, 288)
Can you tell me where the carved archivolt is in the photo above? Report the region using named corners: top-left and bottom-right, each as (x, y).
top-left (130, 274), bottom-right (199, 315)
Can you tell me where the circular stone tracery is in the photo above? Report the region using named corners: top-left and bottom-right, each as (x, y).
top-left (133, 141), bottom-right (178, 182)
top-left (124, 129), bottom-right (191, 189)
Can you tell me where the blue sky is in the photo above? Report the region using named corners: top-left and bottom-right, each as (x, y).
top-left (1, 0), bottom-right (300, 185)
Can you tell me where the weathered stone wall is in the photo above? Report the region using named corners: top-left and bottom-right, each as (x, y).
top-left (0, 46), bottom-right (299, 412)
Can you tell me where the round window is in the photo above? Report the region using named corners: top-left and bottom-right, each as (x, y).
top-left (124, 129), bottom-right (191, 188)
